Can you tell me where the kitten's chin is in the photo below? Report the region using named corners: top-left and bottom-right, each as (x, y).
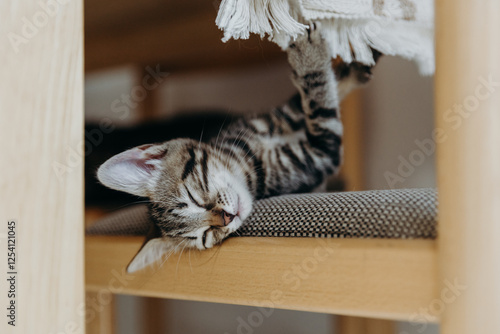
top-left (230, 181), bottom-right (252, 220)
top-left (236, 194), bottom-right (253, 223)
top-left (227, 200), bottom-right (252, 234)
top-left (227, 216), bottom-right (243, 233)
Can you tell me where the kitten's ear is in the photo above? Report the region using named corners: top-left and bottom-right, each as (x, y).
top-left (97, 143), bottom-right (168, 197)
top-left (126, 224), bottom-right (173, 273)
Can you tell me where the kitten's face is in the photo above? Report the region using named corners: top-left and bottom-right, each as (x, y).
top-left (97, 138), bottom-right (253, 272)
top-left (150, 139), bottom-right (253, 247)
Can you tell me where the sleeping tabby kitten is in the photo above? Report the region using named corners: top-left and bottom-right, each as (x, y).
top-left (97, 24), bottom-right (378, 272)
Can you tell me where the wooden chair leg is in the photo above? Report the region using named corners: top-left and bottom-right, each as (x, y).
top-left (340, 90), bottom-right (365, 191)
top-left (336, 316), bottom-right (395, 334)
top-left (86, 291), bottom-right (116, 334)
top-left (436, 1), bottom-right (500, 333)
top-left (2, 1), bottom-right (84, 333)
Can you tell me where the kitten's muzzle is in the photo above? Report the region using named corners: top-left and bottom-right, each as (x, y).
top-left (221, 210), bottom-right (235, 226)
top-left (209, 209), bottom-right (237, 227)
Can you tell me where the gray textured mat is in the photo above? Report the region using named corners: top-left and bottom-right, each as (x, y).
top-left (86, 188), bottom-right (437, 239)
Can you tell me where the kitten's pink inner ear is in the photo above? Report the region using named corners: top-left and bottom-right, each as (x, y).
top-left (97, 144), bottom-right (168, 197)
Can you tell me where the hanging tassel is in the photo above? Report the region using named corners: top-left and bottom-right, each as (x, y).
top-left (321, 17), bottom-right (434, 75)
top-left (216, 0), bottom-right (252, 41)
top-left (216, 0), bottom-right (307, 43)
top-left (216, 0), bottom-right (434, 75)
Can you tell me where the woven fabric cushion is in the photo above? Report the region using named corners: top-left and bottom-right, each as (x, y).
top-left (86, 188), bottom-right (437, 239)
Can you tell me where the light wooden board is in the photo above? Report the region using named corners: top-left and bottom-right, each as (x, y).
top-left (435, 1), bottom-right (500, 333)
top-left (0, 1), bottom-right (84, 333)
top-left (86, 236), bottom-right (437, 321)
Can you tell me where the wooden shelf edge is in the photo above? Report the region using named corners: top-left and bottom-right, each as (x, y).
top-left (85, 236), bottom-right (438, 322)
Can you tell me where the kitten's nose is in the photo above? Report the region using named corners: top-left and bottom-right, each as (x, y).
top-left (221, 210), bottom-right (235, 226)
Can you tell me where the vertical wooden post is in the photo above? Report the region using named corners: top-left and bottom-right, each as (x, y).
top-left (340, 90), bottom-right (366, 191)
top-left (142, 297), bottom-right (169, 334)
top-left (86, 292), bottom-right (116, 334)
top-left (337, 91), bottom-right (394, 333)
top-left (436, 1), bottom-right (500, 333)
top-left (0, 1), bottom-right (84, 333)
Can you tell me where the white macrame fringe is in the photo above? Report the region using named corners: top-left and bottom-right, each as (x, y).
top-left (321, 18), bottom-right (435, 75)
top-left (216, 0), bottom-right (308, 42)
top-left (216, 0), bottom-right (435, 75)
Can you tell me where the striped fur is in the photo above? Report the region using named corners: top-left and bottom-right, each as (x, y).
top-left (97, 25), bottom-right (379, 272)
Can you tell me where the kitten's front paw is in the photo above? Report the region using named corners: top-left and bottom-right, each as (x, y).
top-left (287, 22), bottom-right (330, 73)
